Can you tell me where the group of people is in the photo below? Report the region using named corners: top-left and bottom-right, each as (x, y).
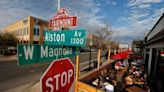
top-left (114, 54), bottom-right (149, 91)
top-left (90, 53), bottom-right (149, 92)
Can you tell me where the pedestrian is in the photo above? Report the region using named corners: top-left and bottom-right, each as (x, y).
top-left (105, 51), bottom-right (108, 59)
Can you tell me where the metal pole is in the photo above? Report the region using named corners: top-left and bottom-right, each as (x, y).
top-left (58, 0), bottom-right (60, 11)
top-left (89, 46), bottom-right (91, 68)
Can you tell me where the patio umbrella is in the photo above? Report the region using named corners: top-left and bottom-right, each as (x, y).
top-left (127, 49), bottom-right (134, 52)
top-left (111, 52), bottom-right (129, 59)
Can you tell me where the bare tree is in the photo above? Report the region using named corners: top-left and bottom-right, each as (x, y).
top-left (89, 23), bottom-right (112, 49)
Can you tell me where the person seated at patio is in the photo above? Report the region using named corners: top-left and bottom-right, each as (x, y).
top-left (92, 77), bottom-right (102, 86)
top-left (134, 70), bottom-right (140, 78)
top-left (92, 78), bottom-right (99, 86)
top-left (123, 59), bottom-right (129, 67)
top-left (114, 61), bottom-right (123, 70)
top-left (125, 74), bottom-right (133, 87)
top-left (109, 70), bottom-right (115, 80)
top-left (131, 66), bottom-right (137, 73)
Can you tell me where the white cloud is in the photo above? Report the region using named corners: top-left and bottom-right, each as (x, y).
top-left (114, 6), bottom-right (164, 43)
top-left (112, 2), bottom-right (117, 5)
top-left (91, 7), bottom-right (101, 14)
top-left (129, 13), bottom-right (149, 19)
top-left (60, 0), bottom-right (105, 29)
top-left (106, 0), bottom-right (117, 5)
top-left (155, 7), bottom-right (164, 15)
top-left (127, 0), bottom-right (163, 9)
top-left (0, 0), bottom-right (57, 29)
top-left (111, 27), bottom-right (143, 43)
top-left (138, 4), bottom-right (151, 8)
top-left (0, 0), bottom-right (106, 31)
top-left (127, 0), bottom-right (163, 7)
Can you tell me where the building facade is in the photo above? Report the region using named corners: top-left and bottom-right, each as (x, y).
top-left (3, 16), bottom-right (49, 44)
top-left (119, 43), bottom-right (129, 52)
top-left (144, 13), bottom-right (164, 91)
top-left (132, 40), bottom-right (144, 52)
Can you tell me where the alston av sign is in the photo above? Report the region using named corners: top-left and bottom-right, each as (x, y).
top-left (44, 30), bottom-right (86, 47)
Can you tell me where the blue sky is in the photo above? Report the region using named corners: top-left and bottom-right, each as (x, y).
top-left (0, 0), bottom-right (163, 44)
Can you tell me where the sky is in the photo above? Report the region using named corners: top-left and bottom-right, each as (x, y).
top-left (0, 0), bottom-right (163, 44)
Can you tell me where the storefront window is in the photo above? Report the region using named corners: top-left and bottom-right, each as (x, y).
top-left (26, 27), bottom-right (28, 35)
top-left (33, 25), bottom-right (40, 35)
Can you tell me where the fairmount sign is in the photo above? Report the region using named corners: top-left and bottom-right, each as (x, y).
top-left (17, 44), bottom-right (79, 65)
top-left (49, 8), bottom-right (77, 30)
top-left (44, 30), bottom-right (86, 47)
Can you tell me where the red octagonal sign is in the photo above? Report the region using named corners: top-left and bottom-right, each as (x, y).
top-left (40, 58), bottom-right (74, 92)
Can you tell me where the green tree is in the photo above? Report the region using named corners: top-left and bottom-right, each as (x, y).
top-left (0, 32), bottom-right (17, 55)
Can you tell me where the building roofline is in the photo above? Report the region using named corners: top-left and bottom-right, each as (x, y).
top-left (1, 15), bottom-right (48, 31)
top-left (30, 16), bottom-right (48, 23)
top-left (146, 13), bottom-right (164, 38)
top-left (1, 16), bottom-right (29, 31)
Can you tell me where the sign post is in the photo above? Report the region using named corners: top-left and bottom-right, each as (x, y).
top-left (75, 55), bottom-right (79, 92)
top-left (41, 58), bottom-right (74, 92)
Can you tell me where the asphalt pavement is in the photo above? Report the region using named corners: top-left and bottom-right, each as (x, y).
top-left (0, 51), bottom-right (106, 92)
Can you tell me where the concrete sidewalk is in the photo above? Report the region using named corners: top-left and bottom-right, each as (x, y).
top-left (0, 55), bottom-right (17, 62)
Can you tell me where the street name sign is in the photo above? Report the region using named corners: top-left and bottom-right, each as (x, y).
top-left (50, 17), bottom-right (76, 27)
top-left (49, 8), bottom-right (77, 29)
top-left (40, 58), bottom-right (74, 92)
top-left (17, 44), bottom-right (79, 66)
top-left (44, 29), bottom-right (86, 47)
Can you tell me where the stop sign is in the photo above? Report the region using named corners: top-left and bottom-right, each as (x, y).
top-left (40, 58), bottom-right (74, 92)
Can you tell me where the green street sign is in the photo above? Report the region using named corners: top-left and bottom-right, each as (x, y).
top-left (44, 30), bottom-right (86, 47)
top-left (17, 44), bottom-right (79, 66)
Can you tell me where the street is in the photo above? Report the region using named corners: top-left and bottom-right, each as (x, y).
top-left (0, 51), bottom-right (104, 91)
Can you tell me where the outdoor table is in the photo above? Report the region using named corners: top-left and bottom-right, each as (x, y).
top-left (105, 84), bottom-right (114, 92)
top-left (126, 85), bottom-right (147, 92)
top-left (134, 81), bottom-right (144, 85)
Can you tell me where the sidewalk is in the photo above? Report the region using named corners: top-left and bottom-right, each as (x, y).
top-left (0, 55), bottom-right (17, 62)
top-left (4, 58), bottom-right (109, 92)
